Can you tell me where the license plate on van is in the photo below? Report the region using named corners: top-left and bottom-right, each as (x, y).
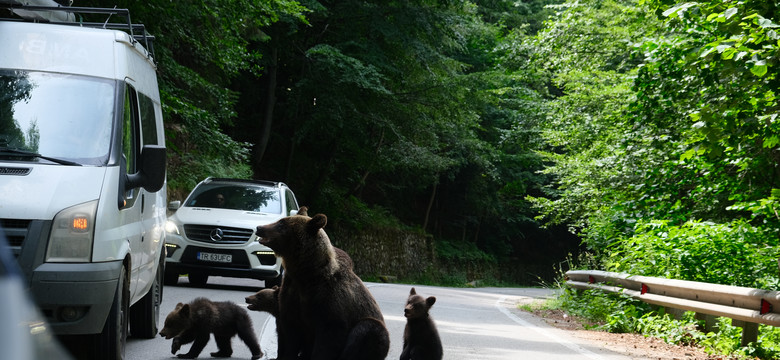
top-left (197, 252), bottom-right (232, 263)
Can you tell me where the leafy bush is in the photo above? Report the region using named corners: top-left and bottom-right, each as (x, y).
top-left (559, 288), bottom-right (780, 359)
top-left (558, 288), bottom-right (652, 332)
top-left (606, 219), bottom-right (780, 289)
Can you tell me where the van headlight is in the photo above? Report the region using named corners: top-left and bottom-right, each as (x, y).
top-left (46, 200), bottom-right (97, 262)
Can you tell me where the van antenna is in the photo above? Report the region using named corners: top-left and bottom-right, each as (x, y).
top-left (102, 5), bottom-right (118, 29)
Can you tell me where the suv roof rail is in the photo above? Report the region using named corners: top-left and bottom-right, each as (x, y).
top-left (205, 177), bottom-right (286, 188)
top-left (0, 2), bottom-right (156, 62)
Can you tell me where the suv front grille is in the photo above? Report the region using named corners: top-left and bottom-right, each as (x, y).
top-left (183, 224), bottom-right (254, 244)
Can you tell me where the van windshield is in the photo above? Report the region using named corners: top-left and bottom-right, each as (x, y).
top-left (0, 70), bottom-right (115, 166)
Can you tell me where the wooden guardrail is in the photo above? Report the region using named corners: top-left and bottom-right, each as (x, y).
top-left (565, 270), bottom-right (780, 345)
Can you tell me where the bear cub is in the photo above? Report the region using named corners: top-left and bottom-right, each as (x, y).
top-left (245, 285), bottom-right (280, 317)
top-left (401, 287), bottom-right (443, 360)
top-left (159, 297), bottom-right (263, 359)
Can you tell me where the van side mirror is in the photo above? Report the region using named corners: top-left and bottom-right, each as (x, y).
top-left (125, 145), bottom-right (166, 192)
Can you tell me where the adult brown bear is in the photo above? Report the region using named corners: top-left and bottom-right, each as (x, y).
top-left (256, 212), bottom-right (389, 360)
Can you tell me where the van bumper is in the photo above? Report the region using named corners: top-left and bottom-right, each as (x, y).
top-left (30, 260), bottom-right (122, 335)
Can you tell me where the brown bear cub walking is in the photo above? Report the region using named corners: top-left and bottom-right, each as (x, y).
top-left (159, 297), bottom-right (263, 360)
top-left (401, 287), bottom-right (443, 360)
top-left (256, 211), bottom-right (390, 360)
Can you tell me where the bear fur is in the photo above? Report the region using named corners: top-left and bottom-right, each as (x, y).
top-left (159, 297), bottom-right (263, 360)
top-left (255, 211), bottom-right (390, 360)
top-left (296, 206), bottom-right (354, 271)
top-left (401, 287), bottom-right (443, 360)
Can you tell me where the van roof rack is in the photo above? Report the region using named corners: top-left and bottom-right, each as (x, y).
top-left (0, 2), bottom-right (156, 62)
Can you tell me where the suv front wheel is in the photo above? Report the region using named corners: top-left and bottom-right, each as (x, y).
top-left (164, 270), bottom-right (179, 286)
top-left (188, 273), bottom-right (208, 287)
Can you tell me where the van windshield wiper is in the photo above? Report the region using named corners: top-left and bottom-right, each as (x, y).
top-left (0, 148), bottom-right (82, 166)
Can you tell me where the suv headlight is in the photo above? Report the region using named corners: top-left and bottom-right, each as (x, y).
top-left (165, 220), bottom-right (181, 235)
top-left (46, 200), bottom-right (97, 262)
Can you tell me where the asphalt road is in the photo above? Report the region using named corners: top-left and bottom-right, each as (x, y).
top-left (125, 276), bottom-right (638, 360)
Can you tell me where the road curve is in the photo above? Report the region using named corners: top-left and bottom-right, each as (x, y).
top-left (127, 277), bottom-right (644, 360)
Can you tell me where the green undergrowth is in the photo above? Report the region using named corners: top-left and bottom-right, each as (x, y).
top-left (552, 288), bottom-right (780, 359)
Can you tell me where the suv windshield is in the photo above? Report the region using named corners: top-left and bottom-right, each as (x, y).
top-left (185, 183), bottom-right (282, 214)
top-left (0, 70), bottom-right (115, 165)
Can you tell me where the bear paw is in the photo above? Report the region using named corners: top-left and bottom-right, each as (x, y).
top-left (210, 350), bottom-right (233, 358)
top-left (171, 338), bottom-right (182, 354)
top-left (176, 354), bottom-right (197, 359)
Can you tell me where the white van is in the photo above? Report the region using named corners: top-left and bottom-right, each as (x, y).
top-left (0, 2), bottom-right (167, 359)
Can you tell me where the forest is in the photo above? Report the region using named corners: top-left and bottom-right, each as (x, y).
top-left (77, 0), bottom-right (779, 288)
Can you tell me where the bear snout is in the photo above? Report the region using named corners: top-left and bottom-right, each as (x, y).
top-left (255, 226), bottom-right (266, 237)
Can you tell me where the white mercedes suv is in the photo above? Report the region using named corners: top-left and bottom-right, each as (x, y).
top-left (164, 177), bottom-right (300, 287)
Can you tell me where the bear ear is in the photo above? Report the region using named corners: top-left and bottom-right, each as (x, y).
top-left (298, 206), bottom-right (309, 216)
top-left (180, 304), bottom-right (190, 317)
top-left (426, 296), bottom-right (436, 308)
top-left (272, 285), bottom-right (279, 291)
top-left (307, 214), bottom-right (327, 233)
top-left (409, 287), bottom-right (417, 295)
top-left (174, 302), bottom-right (184, 310)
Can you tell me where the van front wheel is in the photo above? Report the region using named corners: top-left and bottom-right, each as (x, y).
top-left (93, 265), bottom-right (128, 360)
top-left (130, 254), bottom-right (163, 338)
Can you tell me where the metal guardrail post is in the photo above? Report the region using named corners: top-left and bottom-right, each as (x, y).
top-left (565, 270), bottom-right (780, 345)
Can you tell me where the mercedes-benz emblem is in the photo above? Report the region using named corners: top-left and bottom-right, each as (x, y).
top-left (210, 228), bottom-right (224, 242)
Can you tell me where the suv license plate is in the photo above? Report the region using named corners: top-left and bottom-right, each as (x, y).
top-left (197, 252), bottom-right (232, 263)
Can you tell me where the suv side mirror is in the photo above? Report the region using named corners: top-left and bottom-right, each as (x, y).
top-left (168, 201), bottom-right (181, 211)
top-left (126, 145), bottom-right (166, 192)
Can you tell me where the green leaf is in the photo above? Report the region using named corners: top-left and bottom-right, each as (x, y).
top-left (763, 135), bottom-right (780, 149)
top-left (751, 63), bottom-right (768, 77)
top-left (662, 2), bottom-right (697, 18)
top-left (721, 47), bottom-right (737, 60)
top-left (758, 16), bottom-right (779, 28)
top-left (724, 8), bottom-right (738, 20)
top-left (771, 189), bottom-right (780, 198)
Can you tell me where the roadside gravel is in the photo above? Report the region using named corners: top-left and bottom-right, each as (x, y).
top-left (524, 307), bottom-right (746, 360)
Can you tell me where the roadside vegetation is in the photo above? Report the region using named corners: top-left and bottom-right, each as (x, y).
top-left (525, 288), bottom-right (780, 359)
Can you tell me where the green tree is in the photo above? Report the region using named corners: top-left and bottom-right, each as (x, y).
top-left (527, 0), bottom-right (665, 248)
top-left (84, 0), bottom-right (308, 194)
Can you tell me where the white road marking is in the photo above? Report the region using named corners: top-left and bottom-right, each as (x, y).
top-left (495, 296), bottom-right (607, 360)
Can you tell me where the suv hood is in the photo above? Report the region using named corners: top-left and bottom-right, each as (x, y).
top-left (170, 207), bottom-right (285, 232)
top-left (0, 165), bottom-right (105, 220)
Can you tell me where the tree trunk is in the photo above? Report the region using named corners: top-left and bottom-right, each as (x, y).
top-left (346, 128), bottom-right (384, 198)
top-left (306, 141), bottom-right (338, 208)
top-left (254, 46), bottom-right (278, 171)
top-left (423, 182), bottom-right (437, 232)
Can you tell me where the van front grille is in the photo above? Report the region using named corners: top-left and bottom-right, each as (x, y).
top-left (0, 167), bottom-right (31, 176)
top-left (1, 219), bottom-right (30, 247)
